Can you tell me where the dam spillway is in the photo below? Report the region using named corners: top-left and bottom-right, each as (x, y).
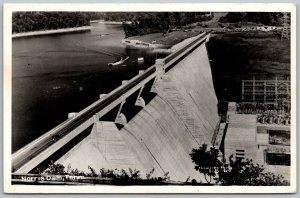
top-left (56, 37), bottom-right (219, 182)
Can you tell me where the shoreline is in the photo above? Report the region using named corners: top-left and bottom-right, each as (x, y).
top-left (121, 24), bottom-right (282, 53)
top-left (12, 26), bottom-right (94, 38)
top-left (121, 29), bottom-right (202, 53)
top-left (121, 33), bottom-right (201, 54)
top-left (121, 38), bottom-right (165, 50)
top-left (90, 20), bottom-right (131, 25)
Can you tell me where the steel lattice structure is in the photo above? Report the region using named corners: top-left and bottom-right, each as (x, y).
top-left (241, 77), bottom-right (290, 112)
top-left (281, 12), bottom-right (290, 40)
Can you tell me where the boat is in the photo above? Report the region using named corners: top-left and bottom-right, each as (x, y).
top-left (138, 57), bottom-right (144, 62)
top-left (108, 56), bottom-right (129, 67)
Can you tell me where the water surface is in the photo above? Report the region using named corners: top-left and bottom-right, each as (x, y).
top-left (12, 23), bottom-right (162, 152)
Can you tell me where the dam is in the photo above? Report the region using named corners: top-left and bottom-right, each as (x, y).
top-left (12, 33), bottom-right (219, 182)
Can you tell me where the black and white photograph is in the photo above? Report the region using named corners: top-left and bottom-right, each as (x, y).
top-left (3, 3), bottom-right (296, 193)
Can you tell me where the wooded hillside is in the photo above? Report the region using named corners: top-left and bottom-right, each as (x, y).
top-left (12, 12), bottom-right (91, 33)
top-left (218, 12), bottom-right (285, 26)
top-left (122, 12), bottom-right (213, 37)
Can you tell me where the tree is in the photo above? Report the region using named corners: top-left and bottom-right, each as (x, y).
top-left (219, 12), bottom-right (284, 26)
top-left (44, 160), bottom-right (66, 175)
top-left (122, 12), bottom-right (212, 38)
top-left (258, 172), bottom-right (289, 186)
top-left (190, 144), bottom-right (222, 183)
top-left (217, 156), bottom-right (289, 186)
top-left (12, 12), bottom-right (91, 33)
top-left (88, 165), bottom-right (98, 177)
top-left (217, 156), bottom-right (264, 185)
top-left (190, 145), bottom-right (289, 186)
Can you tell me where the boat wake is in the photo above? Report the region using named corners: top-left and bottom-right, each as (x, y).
top-left (66, 38), bottom-right (125, 60)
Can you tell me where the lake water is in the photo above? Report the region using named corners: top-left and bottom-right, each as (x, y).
top-left (12, 23), bottom-right (164, 152)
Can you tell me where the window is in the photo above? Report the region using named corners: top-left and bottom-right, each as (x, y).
top-left (266, 153), bottom-right (290, 166)
top-left (236, 149), bottom-right (245, 159)
top-left (269, 130), bottom-right (290, 145)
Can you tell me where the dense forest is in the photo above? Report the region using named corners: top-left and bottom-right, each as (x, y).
top-left (219, 12), bottom-right (285, 26)
top-left (122, 12), bottom-right (213, 37)
top-left (12, 12), bottom-right (213, 35)
top-left (12, 12), bottom-right (91, 33)
top-left (13, 12), bottom-right (286, 35)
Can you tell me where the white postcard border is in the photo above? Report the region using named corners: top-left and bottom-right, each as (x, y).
top-left (3, 3), bottom-right (297, 193)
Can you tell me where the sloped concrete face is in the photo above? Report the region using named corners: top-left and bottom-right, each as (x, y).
top-left (157, 43), bottom-right (219, 145)
top-left (118, 43), bottom-right (219, 181)
top-left (57, 43), bottom-right (219, 182)
top-left (120, 97), bottom-right (205, 181)
top-left (56, 122), bottom-right (150, 174)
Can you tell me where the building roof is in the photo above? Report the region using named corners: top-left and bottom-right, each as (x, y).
top-left (226, 114), bottom-right (257, 144)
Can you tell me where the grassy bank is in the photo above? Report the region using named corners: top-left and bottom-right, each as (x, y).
top-left (206, 31), bottom-right (290, 102)
top-left (128, 30), bottom-right (201, 48)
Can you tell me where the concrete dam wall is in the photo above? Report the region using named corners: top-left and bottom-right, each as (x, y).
top-left (57, 43), bottom-right (219, 182)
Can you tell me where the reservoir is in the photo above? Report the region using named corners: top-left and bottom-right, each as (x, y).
top-left (12, 22), bottom-right (162, 152)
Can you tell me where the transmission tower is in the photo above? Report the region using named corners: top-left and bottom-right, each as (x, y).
top-left (281, 12), bottom-right (290, 40)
